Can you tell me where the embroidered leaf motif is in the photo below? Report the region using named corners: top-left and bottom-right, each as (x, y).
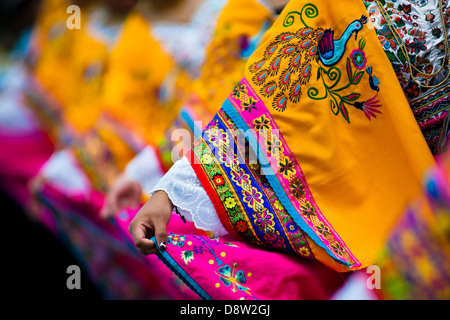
top-left (351, 71), bottom-right (364, 85)
top-left (224, 242), bottom-right (239, 247)
top-left (181, 250), bottom-right (194, 265)
top-left (397, 49), bottom-right (407, 64)
top-left (343, 93), bottom-right (361, 102)
top-left (346, 58), bottom-right (352, 80)
top-left (339, 102), bottom-right (350, 123)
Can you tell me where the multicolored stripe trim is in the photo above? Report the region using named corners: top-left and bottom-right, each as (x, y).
top-left (188, 110), bottom-right (314, 260)
top-left (223, 76), bottom-right (361, 269)
top-left (410, 81), bottom-right (450, 155)
top-left (154, 236), bottom-right (213, 300)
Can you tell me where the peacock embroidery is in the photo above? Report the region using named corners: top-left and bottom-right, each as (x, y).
top-left (248, 3), bottom-right (381, 123)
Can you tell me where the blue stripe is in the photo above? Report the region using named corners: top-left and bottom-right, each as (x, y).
top-left (153, 237), bottom-right (213, 300)
top-left (180, 108), bottom-right (202, 138)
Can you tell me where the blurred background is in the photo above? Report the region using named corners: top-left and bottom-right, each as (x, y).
top-left (0, 0), bottom-right (102, 299)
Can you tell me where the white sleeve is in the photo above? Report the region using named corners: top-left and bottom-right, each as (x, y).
top-left (124, 145), bottom-right (165, 194)
top-left (40, 149), bottom-right (91, 195)
top-left (150, 156), bottom-right (228, 237)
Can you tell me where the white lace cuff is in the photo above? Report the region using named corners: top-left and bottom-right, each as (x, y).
top-left (151, 156), bottom-right (228, 237)
top-left (125, 145), bottom-right (165, 194)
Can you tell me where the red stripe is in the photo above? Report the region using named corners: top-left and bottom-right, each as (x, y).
top-left (187, 149), bottom-right (240, 238)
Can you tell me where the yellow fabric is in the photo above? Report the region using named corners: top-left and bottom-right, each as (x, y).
top-left (192, 0), bottom-right (274, 117)
top-left (101, 11), bottom-right (180, 146)
top-left (242, 0), bottom-right (435, 269)
top-left (34, 1), bottom-right (107, 134)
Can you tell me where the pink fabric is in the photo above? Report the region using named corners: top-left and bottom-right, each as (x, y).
top-left (37, 183), bottom-right (200, 299)
top-left (0, 131), bottom-right (54, 204)
top-left (154, 232), bottom-right (347, 299)
top-left (114, 209), bottom-right (202, 300)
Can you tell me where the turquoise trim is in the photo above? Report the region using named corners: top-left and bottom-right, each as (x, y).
top-left (221, 98), bottom-right (350, 267)
top-left (180, 108), bottom-right (202, 138)
top-left (153, 237), bottom-right (213, 300)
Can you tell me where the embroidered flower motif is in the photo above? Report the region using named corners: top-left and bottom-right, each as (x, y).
top-left (401, 4), bottom-right (411, 14)
top-left (221, 150), bottom-right (237, 167)
top-left (331, 242), bottom-right (345, 256)
top-left (232, 83), bottom-right (246, 98)
top-left (408, 37), bottom-right (427, 54)
top-left (254, 209), bottom-right (275, 231)
top-left (242, 188), bottom-right (263, 207)
top-left (208, 127), bottom-right (227, 147)
top-left (212, 174), bottom-right (225, 186)
top-left (406, 82), bottom-right (420, 98)
top-left (425, 12), bottom-right (435, 23)
top-left (273, 200), bottom-right (284, 211)
top-left (231, 169), bottom-right (250, 186)
top-left (377, 24), bottom-right (398, 50)
top-left (286, 222), bottom-right (298, 233)
top-left (236, 220), bottom-right (248, 233)
top-left (350, 49), bottom-right (367, 70)
top-left (264, 232), bottom-right (285, 249)
top-left (289, 177), bottom-right (305, 200)
top-left (201, 153), bottom-right (213, 165)
top-left (193, 245), bottom-right (204, 254)
top-left (253, 115), bottom-right (271, 131)
top-left (242, 97), bottom-right (257, 113)
top-left (316, 222), bottom-right (332, 238)
top-left (298, 247), bottom-right (310, 257)
top-left (301, 202), bottom-right (316, 220)
top-left (279, 158), bottom-right (296, 178)
top-left (267, 136), bottom-right (281, 156)
top-left (353, 95), bottom-right (382, 120)
top-left (431, 27), bottom-right (442, 38)
top-left (168, 234), bottom-right (186, 247)
top-left (224, 197), bottom-right (236, 209)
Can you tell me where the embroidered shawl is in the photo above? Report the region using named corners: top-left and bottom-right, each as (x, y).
top-left (184, 0), bottom-right (435, 272)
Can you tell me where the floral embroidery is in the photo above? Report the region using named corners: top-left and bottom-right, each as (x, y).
top-left (377, 24), bottom-right (399, 50)
top-left (409, 37), bottom-right (427, 54)
top-left (264, 232), bottom-right (286, 250)
top-left (224, 197), bottom-right (237, 209)
top-left (279, 158), bottom-right (296, 178)
top-left (316, 222), bottom-right (332, 238)
top-left (208, 127), bottom-right (227, 147)
top-left (168, 234), bottom-right (186, 247)
top-left (253, 209), bottom-right (275, 232)
top-left (232, 82), bottom-right (259, 112)
top-left (364, 0), bottom-right (449, 99)
top-left (267, 136), bottom-right (282, 156)
top-left (286, 222), bottom-right (298, 233)
top-left (253, 115), bottom-right (271, 131)
top-left (350, 48), bottom-right (367, 70)
top-left (201, 153), bottom-right (213, 165)
top-left (301, 202), bottom-right (316, 220)
top-left (242, 188), bottom-right (263, 209)
top-left (236, 221), bottom-right (248, 233)
top-left (308, 38), bottom-right (381, 123)
top-left (193, 113), bottom-right (313, 259)
top-left (231, 169), bottom-right (251, 186)
top-left (248, 4), bottom-right (376, 123)
top-left (216, 263), bottom-right (250, 293)
top-left (289, 177), bottom-right (305, 200)
top-left (227, 78), bottom-right (362, 267)
top-left (213, 174), bottom-right (225, 186)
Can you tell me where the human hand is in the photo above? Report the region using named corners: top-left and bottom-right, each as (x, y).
top-left (128, 190), bottom-right (173, 255)
top-left (100, 174), bottom-right (142, 219)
